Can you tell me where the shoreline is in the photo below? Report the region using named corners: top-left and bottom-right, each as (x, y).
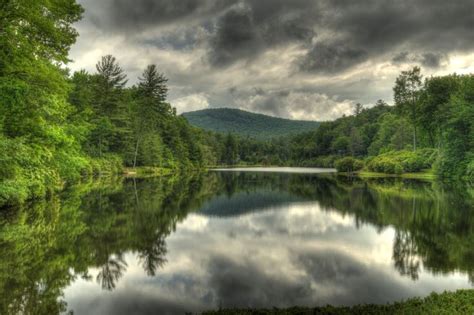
top-left (202, 289), bottom-right (474, 314)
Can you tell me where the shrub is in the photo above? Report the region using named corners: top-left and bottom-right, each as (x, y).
top-left (335, 157), bottom-right (364, 172)
top-left (367, 157), bottom-right (402, 173)
top-left (367, 149), bottom-right (436, 174)
top-left (90, 154), bottom-right (123, 176)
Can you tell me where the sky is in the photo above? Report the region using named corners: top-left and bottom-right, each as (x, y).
top-left (70, 0), bottom-right (474, 121)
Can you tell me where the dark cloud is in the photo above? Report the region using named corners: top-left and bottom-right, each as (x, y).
top-left (208, 5), bottom-right (260, 66)
top-left (299, 42), bottom-right (368, 73)
top-left (391, 51), bottom-right (447, 68)
top-left (85, 0), bottom-right (231, 31)
top-left (79, 0), bottom-right (473, 71)
top-left (295, 250), bottom-right (418, 305)
top-left (205, 0), bottom-right (473, 70)
top-left (392, 51), bottom-right (410, 64)
top-left (73, 0), bottom-right (474, 119)
top-left (204, 250), bottom-right (418, 308)
top-left (421, 53), bottom-right (446, 68)
top-left (208, 1), bottom-right (316, 66)
top-left (68, 290), bottom-right (202, 315)
top-left (207, 256), bottom-right (311, 307)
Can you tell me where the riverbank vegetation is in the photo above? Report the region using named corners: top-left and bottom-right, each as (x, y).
top-left (203, 289), bottom-right (474, 315)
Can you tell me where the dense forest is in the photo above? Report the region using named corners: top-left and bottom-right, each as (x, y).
top-left (183, 108), bottom-right (320, 139)
top-left (0, 1), bottom-right (473, 207)
top-left (0, 1), bottom-right (221, 206)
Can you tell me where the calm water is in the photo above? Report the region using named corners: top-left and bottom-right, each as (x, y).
top-left (1, 169), bottom-right (474, 314)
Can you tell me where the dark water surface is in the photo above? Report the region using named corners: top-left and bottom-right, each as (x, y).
top-left (1, 169), bottom-right (474, 314)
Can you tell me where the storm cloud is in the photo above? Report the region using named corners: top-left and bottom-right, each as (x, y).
top-left (71, 0), bottom-right (474, 120)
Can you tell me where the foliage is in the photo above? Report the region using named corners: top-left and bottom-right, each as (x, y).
top-left (0, 0), bottom-right (86, 206)
top-left (203, 290), bottom-right (474, 314)
top-left (433, 75), bottom-right (474, 180)
top-left (335, 157), bottom-right (364, 172)
top-left (393, 66), bottom-right (423, 151)
top-left (367, 150), bottom-right (435, 174)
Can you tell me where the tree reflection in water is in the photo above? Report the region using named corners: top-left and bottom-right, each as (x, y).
top-left (393, 230), bottom-right (420, 280)
top-left (0, 171), bottom-right (473, 314)
top-left (97, 254), bottom-right (128, 290)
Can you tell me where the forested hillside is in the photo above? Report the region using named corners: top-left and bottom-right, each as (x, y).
top-left (183, 108), bottom-right (320, 139)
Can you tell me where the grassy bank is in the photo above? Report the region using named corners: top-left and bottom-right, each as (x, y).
top-left (123, 167), bottom-right (174, 177)
top-left (203, 290), bottom-right (474, 314)
top-left (351, 169), bottom-right (436, 180)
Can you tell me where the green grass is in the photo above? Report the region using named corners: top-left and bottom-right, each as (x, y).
top-left (123, 167), bottom-right (174, 177)
top-left (355, 169), bottom-right (436, 180)
top-left (203, 290), bottom-right (474, 314)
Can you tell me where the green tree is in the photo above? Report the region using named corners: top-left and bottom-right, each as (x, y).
top-left (0, 0), bottom-right (85, 205)
top-left (131, 65), bottom-right (169, 167)
top-left (353, 103), bottom-right (363, 116)
top-left (92, 55), bottom-right (130, 156)
top-left (223, 133), bottom-right (239, 165)
top-left (419, 75), bottom-right (461, 147)
top-left (393, 66), bottom-right (423, 151)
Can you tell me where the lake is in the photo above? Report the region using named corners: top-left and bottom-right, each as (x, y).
top-left (1, 168), bottom-right (473, 314)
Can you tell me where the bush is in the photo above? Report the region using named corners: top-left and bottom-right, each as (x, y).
top-left (367, 150), bottom-right (436, 174)
top-left (90, 154), bottom-right (123, 176)
top-left (335, 157), bottom-right (364, 172)
top-left (367, 157), bottom-right (402, 173)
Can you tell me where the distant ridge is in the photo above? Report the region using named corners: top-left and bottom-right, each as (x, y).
top-left (182, 108), bottom-right (320, 139)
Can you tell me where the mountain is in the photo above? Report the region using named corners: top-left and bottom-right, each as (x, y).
top-left (182, 108), bottom-right (320, 139)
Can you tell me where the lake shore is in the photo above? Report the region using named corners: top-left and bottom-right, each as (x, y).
top-left (342, 169), bottom-right (437, 180)
top-left (208, 165), bottom-right (437, 180)
top-left (203, 290), bottom-right (474, 314)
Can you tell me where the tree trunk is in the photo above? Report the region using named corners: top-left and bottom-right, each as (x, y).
top-left (413, 126), bottom-right (417, 151)
top-left (99, 136), bottom-right (102, 157)
top-left (133, 138), bottom-right (139, 168)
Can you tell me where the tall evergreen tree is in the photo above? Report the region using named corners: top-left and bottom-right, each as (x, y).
top-left (131, 65), bottom-right (169, 167)
top-left (92, 55), bottom-right (130, 156)
top-left (393, 67), bottom-right (423, 151)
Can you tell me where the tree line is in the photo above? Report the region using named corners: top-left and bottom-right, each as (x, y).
top-left (220, 68), bottom-right (473, 181)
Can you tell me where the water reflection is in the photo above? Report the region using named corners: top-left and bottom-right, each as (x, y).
top-left (0, 171), bottom-right (473, 314)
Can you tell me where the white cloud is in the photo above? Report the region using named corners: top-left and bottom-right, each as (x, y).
top-left (171, 93), bottom-right (210, 114)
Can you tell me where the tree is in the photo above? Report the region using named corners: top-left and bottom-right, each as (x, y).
top-left (132, 65), bottom-right (169, 167)
top-left (223, 133), bottom-right (238, 165)
top-left (138, 65), bottom-right (168, 107)
top-left (436, 75), bottom-right (474, 179)
top-left (393, 66), bottom-right (423, 151)
top-left (349, 127), bottom-right (364, 156)
top-left (0, 0), bottom-right (86, 204)
top-left (418, 75), bottom-right (461, 147)
top-left (353, 103), bottom-right (363, 116)
top-left (92, 55), bottom-right (129, 156)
